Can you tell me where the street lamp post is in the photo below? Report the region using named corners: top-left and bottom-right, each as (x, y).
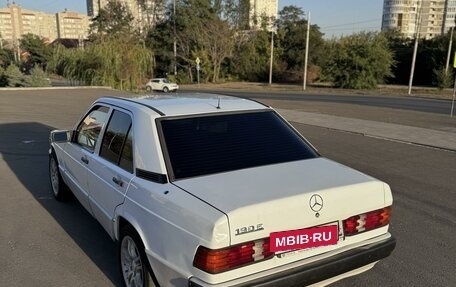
top-left (303, 11), bottom-right (310, 91)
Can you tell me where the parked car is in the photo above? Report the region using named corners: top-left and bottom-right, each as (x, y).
top-left (145, 78), bottom-right (179, 93)
top-left (49, 94), bottom-right (395, 287)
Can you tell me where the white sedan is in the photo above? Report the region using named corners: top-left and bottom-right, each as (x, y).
top-left (49, 94), bottom-right (395, 287)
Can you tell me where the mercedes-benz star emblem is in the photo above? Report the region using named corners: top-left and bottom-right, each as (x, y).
top-left (309, 194), bottom-right (324, 212)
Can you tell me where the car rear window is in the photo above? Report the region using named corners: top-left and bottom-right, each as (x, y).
top-left (159, 111), bottom-right (318, 180)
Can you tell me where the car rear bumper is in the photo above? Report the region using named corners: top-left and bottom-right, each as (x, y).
top-left (189, 236), bottom-right (396, 287)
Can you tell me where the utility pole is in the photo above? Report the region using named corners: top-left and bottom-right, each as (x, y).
top-left (303, 11), bottom-right (310, 91)
top-left (452, 75), bottom-right (456, 117)
top-left (268, 29), bottom-right (274, 85)
top-left (445, 27), bottom-right (454, 73)
top-left (408, 35), bottom-right (419, 95)
top-left (408, 6), bottom-right (422, 95)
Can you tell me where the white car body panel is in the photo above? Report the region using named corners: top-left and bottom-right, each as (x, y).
top-left (49, 95), bottom-right (395, 287)
top-left (135, 95), bottom-right (265, 117)
top-left (59, 143), bottom-right (92, 212)
top-left (87, 154), bottom-right (134, 238)
top-left (115, 179), bottom-right (230, 284)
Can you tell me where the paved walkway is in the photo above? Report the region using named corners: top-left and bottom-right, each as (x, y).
top-left (277, 109), bottom-right (456, 152)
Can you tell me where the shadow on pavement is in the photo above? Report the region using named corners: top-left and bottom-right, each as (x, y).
top-left (0, 122), bottom-right (121, 285)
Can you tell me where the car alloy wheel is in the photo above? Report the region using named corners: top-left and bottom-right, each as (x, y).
top-left (146, 86), bottom-right (152, 92)
top-left (163, 87), bottom-right (169, 93)
top-left (121, 235), bottom-right (145, 287)
top-left (50, 156), bottom-right (60, 196)
top-left (49, 152), bottom-right (69, 201)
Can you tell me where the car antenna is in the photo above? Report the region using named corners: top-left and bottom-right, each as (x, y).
top-left (216, 97), bottom-right (221, 109)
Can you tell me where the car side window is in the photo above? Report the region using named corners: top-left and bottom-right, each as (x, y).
top-left (100, 110), bottom-right (133, 173)
top-left (76, 106), bottom-right (110, 152)
top-left (119, 128), bottom-right (133, 173)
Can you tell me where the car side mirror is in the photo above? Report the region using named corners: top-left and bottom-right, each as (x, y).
top-left (50, 130), bottom-right (73, 143)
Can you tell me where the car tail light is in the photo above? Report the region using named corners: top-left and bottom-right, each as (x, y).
top-left (343, 206), bottom-right (391, 236)
top-left (193, 238), bottom-right (274, 274)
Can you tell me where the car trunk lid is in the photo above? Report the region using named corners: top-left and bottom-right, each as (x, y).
top-left (173, 158), bottom-right (387, 245)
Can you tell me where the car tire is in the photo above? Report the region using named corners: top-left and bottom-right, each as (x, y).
top-left (163, 87), bottom-right (169, 93)
top-left (146, 86), bottom-right (152, 92)
top-left (119, 225), bottom-right (158, 287)
top-left (49, 151), bottom-right (70, 201)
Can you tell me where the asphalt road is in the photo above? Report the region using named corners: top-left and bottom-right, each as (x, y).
top-left (0, 88), bottom-right (455, 286)
top-left (182, 89), bottom-right (453, 116)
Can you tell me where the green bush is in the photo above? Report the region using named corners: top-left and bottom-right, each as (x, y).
top-left (0, 66), bottom-right (7, 87)
top-left (25, 67), bottom-right (51, 87)
top-left (5, 64), bottom-right (25, 87)
top-left (433, 67), bottom-right (453, 89)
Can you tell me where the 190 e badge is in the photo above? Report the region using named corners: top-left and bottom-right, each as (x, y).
top-left (235, 224), bottom-right (264, 236)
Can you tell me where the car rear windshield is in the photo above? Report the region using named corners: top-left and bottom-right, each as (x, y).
top-left (159, 110), bottom-right (318, 180)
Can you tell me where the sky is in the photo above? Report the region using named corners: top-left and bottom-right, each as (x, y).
top-left (6, 0), bottom-right (385, 38)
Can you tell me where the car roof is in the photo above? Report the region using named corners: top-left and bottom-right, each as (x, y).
top-left (99, 93), bottom-right (269, 117)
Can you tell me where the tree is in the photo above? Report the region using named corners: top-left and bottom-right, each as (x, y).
top-left (414, 35), bottom-right (449, 87)
top-left (278, 5), bottom-right (304, 23)
top-left (147, 19), bottom-right (174, 77)
top-left (136, 0), bottom-right (167, 31)
top-left (49, 38), bottom-right (152, 90)
top-left (149, 0), bottom-right (235, 83)
top-left (275, 6), bottom-right (326, 82)
top-left (383, 30), bottom-right (456, 87)
top-left (230, 30), bottom-right (271, 81)
top-left (19, 33), bottom-right (52, 71)
top-left (194, 17), bottom-right (234, 82)
top-left (0, 47), bottom-right (15, 68)
top-left (223, 0), bottom-right (250, 30)
top-left (89, 0), bottom-right (135, 40)
top-left (323, 32), bottom-right (394, 89)
top-left (382, 29), bottom-right (413, 85)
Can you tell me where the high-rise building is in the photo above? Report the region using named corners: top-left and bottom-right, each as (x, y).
top-left (382, 0), bottom-right (456, 39)
top-left (248, 0), bottom-right (278, 30)
top-left (87, 0), bottom-right (109, 17)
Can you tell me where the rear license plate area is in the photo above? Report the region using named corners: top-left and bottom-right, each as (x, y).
top-left (270, 224), bottom-right (338, 253)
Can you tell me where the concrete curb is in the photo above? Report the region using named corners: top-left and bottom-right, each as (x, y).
top-left (277, 109), bottom-right (456, 152)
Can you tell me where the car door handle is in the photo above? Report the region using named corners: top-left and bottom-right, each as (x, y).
top-left (112, 176), bottom-right (124, 187)
top-left (81, 156), bottom-right (89, 164)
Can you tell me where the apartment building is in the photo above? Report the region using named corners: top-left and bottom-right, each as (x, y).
top-left (382, 0), bottom-right (456, 39)
top-left (0, 4), bottom-right (57, 45)
top-left (56, 10), bottom-right (90, 40)
top-left (0, 3), bottom-right (89, 46)
top-left (248, 0), bottom-right (278, 30)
